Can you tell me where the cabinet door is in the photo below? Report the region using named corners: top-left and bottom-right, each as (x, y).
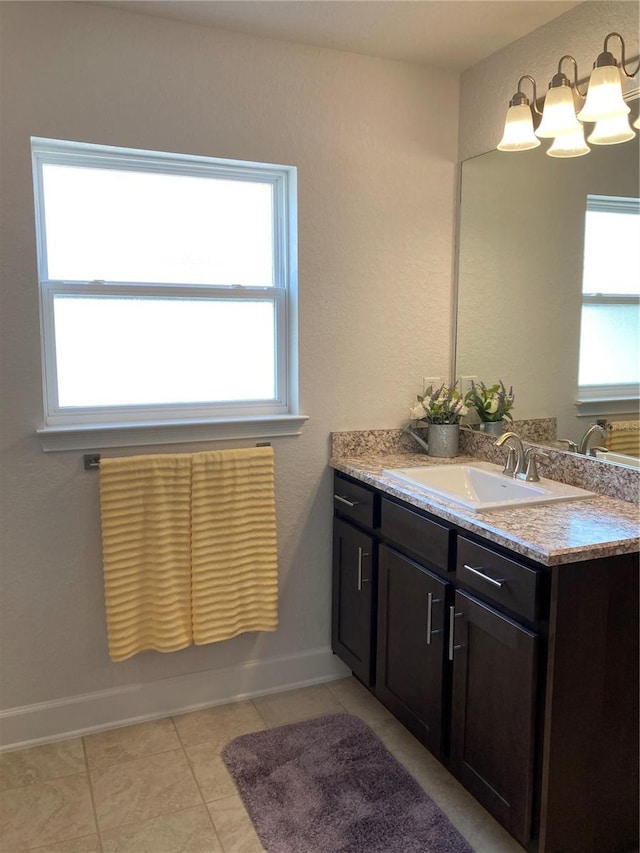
top-left (332, 517), bottom-right (376, 686)
top-left (376, 545), bottom-right (449, 758)
top-left (450, 590), bottom-right (538, 846)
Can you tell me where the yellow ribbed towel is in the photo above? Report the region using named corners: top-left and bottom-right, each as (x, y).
top-left (99, 453), bottom-right (193, 662)
top-left (605, 421), bottom-right (640, 456)
top-left (191, 446), bottom-right (279, 645)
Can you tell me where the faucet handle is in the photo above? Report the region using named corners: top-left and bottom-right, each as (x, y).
top-left (520, 448), bottom-right (549, 482)
top-left (502, 446), bottom-right (518, 476)
top-left (556, 438), bottom-right (578, 452)
top-left (589, 445), bottom-right (609, 458)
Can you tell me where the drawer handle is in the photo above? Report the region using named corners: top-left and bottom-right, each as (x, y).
top-left (426, 593), bottom-right (442, 645)
top-left (463, 564), bottom-right (506, 589)
top-left (357, 546), bottom-right (370, 591)
top-left (334, 494), bottom-right (359, 508)
top-left (448, 605), bottom-right (463, 660)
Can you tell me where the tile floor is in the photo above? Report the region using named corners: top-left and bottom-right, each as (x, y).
top-left (0, 678), bottom-right (525, 852)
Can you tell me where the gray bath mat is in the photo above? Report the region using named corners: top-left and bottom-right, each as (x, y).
top-left (221, 712), bottom-right (474, 852)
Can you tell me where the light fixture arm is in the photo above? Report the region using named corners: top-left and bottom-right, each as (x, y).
top-left (513, 74), bottom-right (542, 115)
top-left (555, 54), bottom-right (587, 98)
top-left (600, 32), bottom-right (640, 78)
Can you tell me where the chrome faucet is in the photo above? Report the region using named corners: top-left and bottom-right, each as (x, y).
top-left (495, 431), bottom-right (526, 479)
top-left (578, 423), bottom-right (607, 455)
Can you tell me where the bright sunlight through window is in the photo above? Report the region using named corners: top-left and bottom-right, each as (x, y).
top-left (31, 138), bottom-right (299, 445)
top-left (578, 195), bottom-right (640, 398)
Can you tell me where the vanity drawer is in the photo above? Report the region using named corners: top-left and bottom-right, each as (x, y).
top-left (457, 537), bottom-right (540, 622)
top-left (380, 498), bottom-right (453, 573)
top-left (333, 474), bottom-right (376, 529)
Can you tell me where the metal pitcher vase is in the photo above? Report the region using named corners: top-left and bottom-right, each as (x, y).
top-left (427, 423), bottom-right (460, 458)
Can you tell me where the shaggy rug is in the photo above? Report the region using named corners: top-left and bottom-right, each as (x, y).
top-left (221, 712), bottom-right (474, 853)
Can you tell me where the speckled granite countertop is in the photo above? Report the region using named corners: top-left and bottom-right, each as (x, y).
top-left (330, 451), bottom-right (640, 566)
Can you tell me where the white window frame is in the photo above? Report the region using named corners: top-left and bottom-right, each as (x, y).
top-left (576, 194), bottom-right (640, 418)
top-left (31, 138), bottom-right (306, 450)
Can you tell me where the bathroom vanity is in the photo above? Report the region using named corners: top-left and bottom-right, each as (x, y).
top-left (330, 444), bottom-right (639, 853)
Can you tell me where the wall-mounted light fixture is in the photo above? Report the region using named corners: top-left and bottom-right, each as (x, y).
top-left (499, 32), bottom-right (639, 157)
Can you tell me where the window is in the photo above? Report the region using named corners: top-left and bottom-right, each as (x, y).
top-left (31, 138), bottom-right (304, 449)
top-left (577, 195), bottom-right (640, 409)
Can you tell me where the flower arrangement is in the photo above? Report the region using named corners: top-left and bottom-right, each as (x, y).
top-left (409, 382), bottom-right (468, 426)
top-left (464, 380), bottom-right (515, 423)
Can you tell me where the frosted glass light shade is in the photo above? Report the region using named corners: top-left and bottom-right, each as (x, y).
top-left (587, 113), bottom-right (635, 145)
top-left (537, 85), bottom-right (582, 138)
top-left (547, 127), bottom-right (590, 157)
top-left (497, 104), bottom-right (541, 151)
top-left (634, 114), bottom-right (640, 129)
top-left (577, 65), bottom-right (630, 122)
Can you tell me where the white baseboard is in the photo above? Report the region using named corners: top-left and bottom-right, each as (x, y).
top-left (0, 647), bottom-right (351, 752)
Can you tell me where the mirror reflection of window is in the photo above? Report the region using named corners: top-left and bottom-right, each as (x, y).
top-left (578, 195), bottom-right (640, 400)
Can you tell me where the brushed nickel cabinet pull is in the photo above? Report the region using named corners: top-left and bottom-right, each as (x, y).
top-left (449, 605), bottom-right (463, 660)
top-left (357, 546), bottom-right (370, 591)
top-left (426, 594), bottom-right (442, 645)
top-left (463, 564), bottom-right (506, 588)
top-left (334, 494), bottom-right (358, 508)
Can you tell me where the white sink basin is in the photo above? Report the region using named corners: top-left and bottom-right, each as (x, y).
top-left (382, 461), bottom-right (595, 512)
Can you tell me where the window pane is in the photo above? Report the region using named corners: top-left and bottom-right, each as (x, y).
top-left (578, 303), bottom-right (640, 385)
top-left (582, 206), bottom-right (640, 296)
top-left (42, 165), bottom-right (274, 286)
top-left (53, 296), bottom-right (275, 407)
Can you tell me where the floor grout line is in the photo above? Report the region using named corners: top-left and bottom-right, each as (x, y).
top-left (80, 737), bottom-right (104, 853)
top-left (3, 679), bottom-right (527, 853)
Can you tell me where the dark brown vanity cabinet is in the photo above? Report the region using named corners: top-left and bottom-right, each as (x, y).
top-left (373, 496), bottom-right (455, 758)
top-left (450, 590), bottom-right (538, 846)
top-left (331, 471), bottom-right (639, 853)
top-left (450, 537), bottom-right (542, 846)
top-left (376, 545), bottom-right (450, 758)
top-left (331, 477), bottom-right (378, 687)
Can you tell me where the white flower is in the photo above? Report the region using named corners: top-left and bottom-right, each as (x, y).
top-left (454, 401), bottom-right (469, 416)
top-left (486, 395), bottom-right (499, 414)
top-left (410, 402), bottom-right (427, 421)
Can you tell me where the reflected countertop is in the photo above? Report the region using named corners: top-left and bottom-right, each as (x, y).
top-left (330, 451), bottom-right (640, 566)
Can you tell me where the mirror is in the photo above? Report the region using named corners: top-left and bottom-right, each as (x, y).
top-left (455, 106), bottom-right (640, 466)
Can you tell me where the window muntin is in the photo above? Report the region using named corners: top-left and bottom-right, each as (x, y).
top-left (32, 138), bottom-right (297, 430)
top-left (577, 195), bottom-right (640, 401)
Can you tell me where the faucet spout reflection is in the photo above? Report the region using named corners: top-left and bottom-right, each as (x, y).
top-left (578, 423), bottom-right (607, 455)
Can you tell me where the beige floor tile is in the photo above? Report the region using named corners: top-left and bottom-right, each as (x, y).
top-left (27, 835), bottom-right (100, 852)
top-left (368, 714), bottom-right (427, 759)
top-left (252, 683), bottom-right (345, 728)
top-left (90, 748), bottom-right (202, 832)
top-left (325, 677), bottom-right (393, 727)
top-left (460, 813), bottom-right (526, 853)
top-left (0, 739), bottom-right (86, 791)
top-left (173, 701), bottom-right (264, 749)
top-left (207, 795), bottom-right (264, 853)
top-left (185, 742), bottom-right (238, 803)
top-left (100, 805), bottom-right (223, 853)
top-left (0, 773), bottom-right (96, 851)
top-left (84, 718), bottom-right (180, 769)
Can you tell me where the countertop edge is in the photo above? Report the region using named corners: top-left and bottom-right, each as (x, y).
top-left (330, 455), bottom-right (640, 567)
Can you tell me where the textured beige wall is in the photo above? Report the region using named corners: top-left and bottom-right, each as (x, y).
top-left (0, 2), bottom-right (458, 714)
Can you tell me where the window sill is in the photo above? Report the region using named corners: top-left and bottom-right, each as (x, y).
top-left (37, 414), bottom-right (309, 452)
top-left (574, 397), bottom-right (640, 418)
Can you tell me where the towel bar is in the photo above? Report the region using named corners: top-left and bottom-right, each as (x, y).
top-left (84, 443), bottom-right (272, 471)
